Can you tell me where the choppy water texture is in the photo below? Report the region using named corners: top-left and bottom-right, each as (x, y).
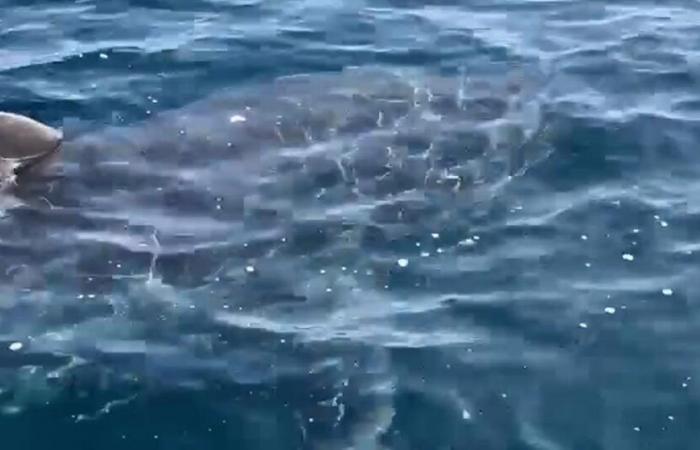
top-left (2, 1), bottom-right (700, 449)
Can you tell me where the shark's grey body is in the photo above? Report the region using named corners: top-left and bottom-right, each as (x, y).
top-left (21, 66), bottom-right (550, 238)
top-left (0, 66), bottom-right (553, 445)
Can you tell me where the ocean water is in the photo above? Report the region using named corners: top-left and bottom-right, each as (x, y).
top-left (2, 1), bottom-right (700, 449)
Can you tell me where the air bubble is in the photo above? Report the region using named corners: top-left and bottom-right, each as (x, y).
top-left (459, 238), bottom-right (475, 247)
top-left (8, 342), bottom-right (22, 352)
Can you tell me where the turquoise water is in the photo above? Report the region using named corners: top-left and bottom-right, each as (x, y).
top-left (2, 1), bottom-right (700, 449)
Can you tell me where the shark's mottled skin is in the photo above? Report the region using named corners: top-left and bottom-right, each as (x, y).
top-left (0, 66), bottom-right (554, 443)
top-left (11, 66), bottom-right (550, 214)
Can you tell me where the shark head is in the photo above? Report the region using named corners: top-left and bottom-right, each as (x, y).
top-left (0, 112), bottom-right (63, 185)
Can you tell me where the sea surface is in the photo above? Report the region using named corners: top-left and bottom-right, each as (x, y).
top-left (2, 1), bottom-right (700, 449)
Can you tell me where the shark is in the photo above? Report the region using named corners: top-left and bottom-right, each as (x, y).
top-left (0, 64), bottom-right (555, 448)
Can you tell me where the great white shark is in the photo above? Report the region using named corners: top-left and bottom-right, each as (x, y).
top-left (0, 64), bottom-right (554, 448)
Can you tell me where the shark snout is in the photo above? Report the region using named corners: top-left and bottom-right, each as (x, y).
top-left (0, 111), bottom-right (63, 180)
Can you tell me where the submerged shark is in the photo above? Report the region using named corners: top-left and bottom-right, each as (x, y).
top-left (3, 65), bottom-right (550, 197)
top-left (0, 65), bottom-right (554, 447)
top-left (2, 65), bottom-right (553, 250)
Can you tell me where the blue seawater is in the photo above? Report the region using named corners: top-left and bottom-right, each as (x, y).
top-left (2, 1), bottom-right (700, 449)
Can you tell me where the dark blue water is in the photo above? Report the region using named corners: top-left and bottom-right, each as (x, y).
top-left (2, 1), bottom-right (700, 449)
